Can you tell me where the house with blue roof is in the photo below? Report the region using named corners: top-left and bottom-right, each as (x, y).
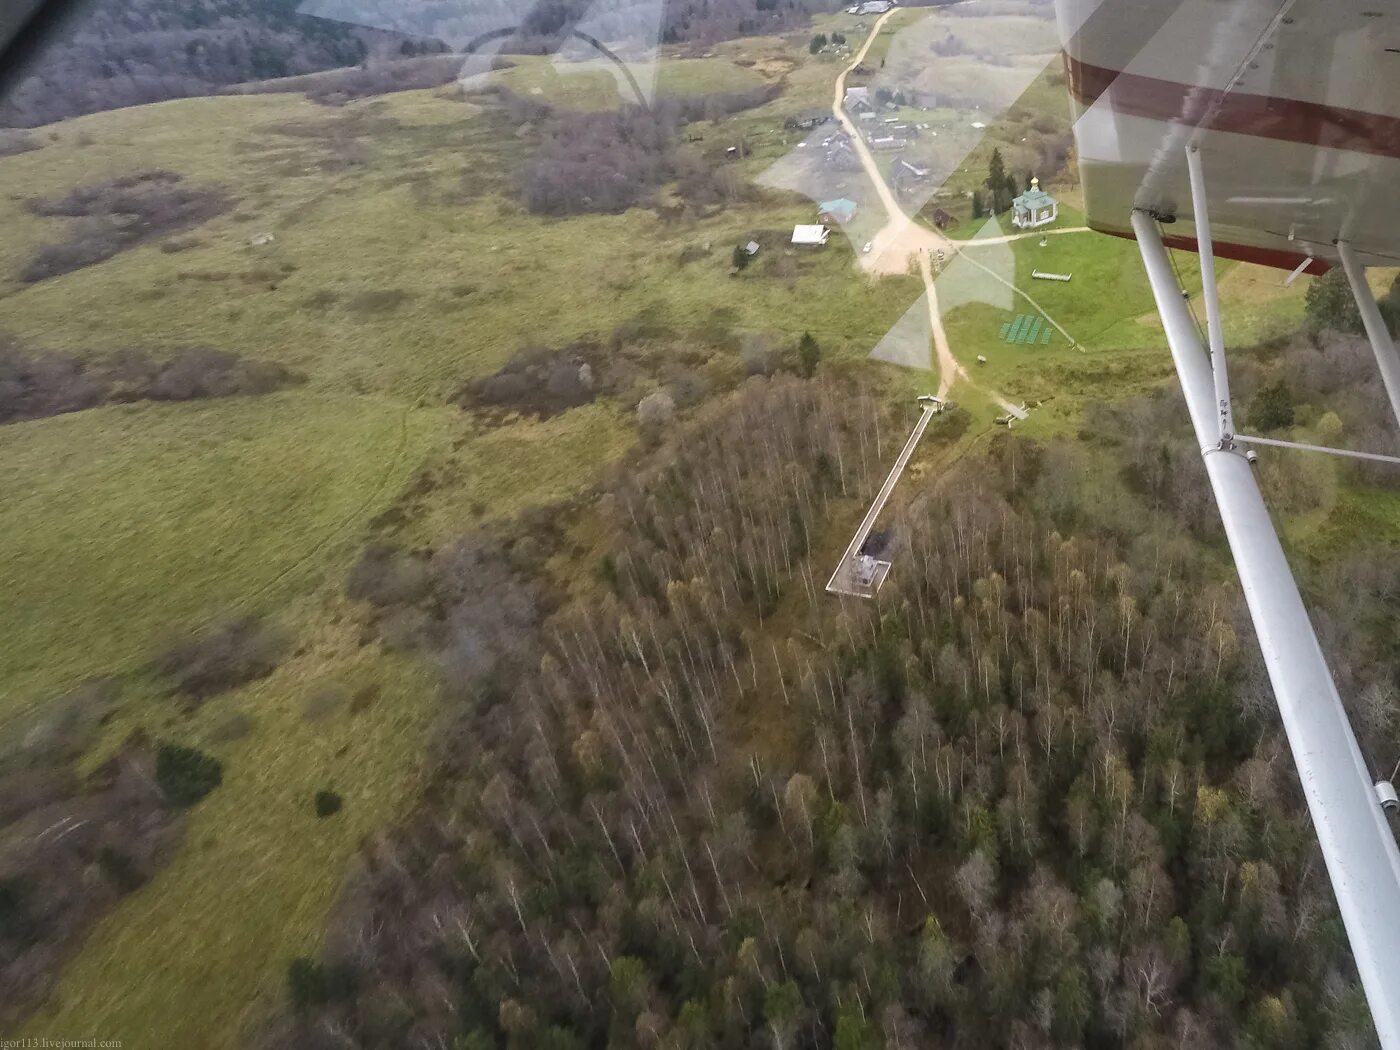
top-left (818, 198), bottom-right (858, 224)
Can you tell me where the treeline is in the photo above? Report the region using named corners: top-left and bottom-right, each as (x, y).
top-left (258, 369), bottom-right (1378, 1049)
top-left (0, 339), bottom-right (301, 425)
top-left (0, 0), bottom-right (813, 126)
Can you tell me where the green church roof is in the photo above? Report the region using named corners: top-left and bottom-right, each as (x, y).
top-left (1014, 178), bottom-right (1055, 211)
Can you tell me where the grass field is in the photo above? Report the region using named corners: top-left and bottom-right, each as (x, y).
top-left (484, 53), bottom-right (767, 110)
top-left (0, 393), bottom-right (438, 718)
top-left (0, 29), bottom-right (922, 1047)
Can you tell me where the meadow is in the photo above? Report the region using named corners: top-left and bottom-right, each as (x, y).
top-left (0, 32), bottom-right (917, 1048)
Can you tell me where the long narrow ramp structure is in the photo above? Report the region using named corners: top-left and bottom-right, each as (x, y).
top-left (826, 399), bottom-right (940, 599)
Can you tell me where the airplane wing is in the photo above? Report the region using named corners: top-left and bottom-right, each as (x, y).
top-left (1058, 0), bottom-right (1400, 272)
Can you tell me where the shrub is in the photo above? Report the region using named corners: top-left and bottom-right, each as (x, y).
top-left (346, 545), bottom-right (430, 607)
top-left (1249, 380), bottom-right (1295, 431)
top-left (287, 956), bottom-right (357, 1010)
top-left (0, 341), bottom-right (298, 425)
top-left (21, 172), bottom-right (230, 282)
top-left (741, 336), bottom-right (776, 376)
top-left (155, 743), bottom-right (223, 806)
top-left (148, 347), bottom-right (295, 400)
top-left (636, 390), bottom-right (675, 435)
top-left (798, 332), bottom-right (821, 377)
top-left (522, 107), bottom-right (676, 216)
top-left (156, 616), bottom-right (287, 699)
top-left (0, 877), bottom-right (36, 947)
top-left (314, 790), bottom-right (343, 817)
top-left (0, 130), bottom-right (38, 157)
top-left (97, 846), bottom-right (145, 892)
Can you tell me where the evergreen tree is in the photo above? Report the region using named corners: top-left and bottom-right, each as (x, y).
top-left (1249, 380), bottom-right (1295, 431)
top-left (987, 148), bottom-right (1008, 213)
top-left (155, 743), bottom-right (222, 806)
top-left (971, 190), bottom-right (985, 220)
top-left (1304, 268), bottom-right (1363, 333)
top-left (798, 332), bottom-right (821, 377)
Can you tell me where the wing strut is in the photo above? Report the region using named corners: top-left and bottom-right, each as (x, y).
top-left (1133, 203), bottom-right (1400, 1050)
top-left (1338, 240), bottom-right (1400, 432)
top-left (1185, 146), bottom-right (1234, 444)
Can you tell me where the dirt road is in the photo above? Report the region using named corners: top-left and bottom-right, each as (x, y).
top-left (832, 12), bottom-right (1027, 415)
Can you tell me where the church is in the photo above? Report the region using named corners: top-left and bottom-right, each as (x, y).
top-left (1012, 176), bottom-right (1058, 229)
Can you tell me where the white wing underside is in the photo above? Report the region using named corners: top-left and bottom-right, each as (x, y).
top-left (1059, 0), bottom-right (1400, 271)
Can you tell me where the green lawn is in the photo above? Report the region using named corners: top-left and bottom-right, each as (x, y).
top-left (934, 225), bottom-right (1201, 431)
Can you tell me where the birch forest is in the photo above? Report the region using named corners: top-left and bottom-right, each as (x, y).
top-left (262, 371), bottom-right (1386, 1050)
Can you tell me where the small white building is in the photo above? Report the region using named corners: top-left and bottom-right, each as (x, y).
top-left (858, 0), bottom-right (892, 13)
top-left (791, 225), bottom-right (830, 247)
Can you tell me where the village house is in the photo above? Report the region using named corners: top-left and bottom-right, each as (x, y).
top-left (826, 140), bottom-right (861, 171)
top-left (818, 198), bottom-right (858, 224)
top-left (791, 225), bottom-right (830, 247)
top-left (843, 86), bottom-right (872, 112)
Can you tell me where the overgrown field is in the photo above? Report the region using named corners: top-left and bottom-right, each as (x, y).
top-left (0, 29), bottom-right (915, 1049)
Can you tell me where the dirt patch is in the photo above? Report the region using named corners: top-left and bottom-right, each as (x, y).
top-left (345, 288), bottom-right (413, 315)
top-left (749, 55), bottom-right (797, 80)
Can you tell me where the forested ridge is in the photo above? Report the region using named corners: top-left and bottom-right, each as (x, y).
top-left (0, 0), bottom-right (410, 126)
top-left (259, 356), bottom-right (1392, 1050)
top-left (2, 0), bottom-right (821, 127)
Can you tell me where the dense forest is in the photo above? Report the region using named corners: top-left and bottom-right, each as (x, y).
top-left (257, 332), bottom-right (1397, 1049)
